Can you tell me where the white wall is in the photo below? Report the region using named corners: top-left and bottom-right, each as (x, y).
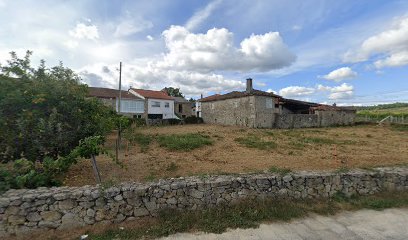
top-left (147, 98), bottom-right (175, 119)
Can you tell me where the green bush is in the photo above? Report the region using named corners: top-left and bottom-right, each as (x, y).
top-left (184, 116), bottom-right (203, 124)
top-left (168, 118), bottom-right (182, 125)
top-left (0, 51), bottom-right (117, 163)
top-left (133, 118), bottom-right (146, 127)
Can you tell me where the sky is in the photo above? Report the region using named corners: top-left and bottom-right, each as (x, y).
top-left (1, 0), bottom-right (408, 105)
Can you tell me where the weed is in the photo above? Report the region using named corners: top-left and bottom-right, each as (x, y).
top-left (268, 166), bottom-right (292, 175)
top-left (263, 131), bottom-right (275, 136)
top-left (157, 133), bottom-right (213, 151)
top-left (366, 134), bottom-right (373, 138)
top-left (288, 151), bottom-right (294, 156)
top-left (144, 173), bottom-right (156, 182)
top-left (165, 162), bottom-right (179, 172)
top-left (289, 141), bottom-right (306, 149)
top-left (335, 166), bottom-right (350, 173)
top-left (125, 132), bottom-right (153, 153)
top-left (303, 137), bottom-right (337, 144)
top-left (390, 124), bottom-right (408, 132)
top-left (235, 135), bottom-right (277, 150)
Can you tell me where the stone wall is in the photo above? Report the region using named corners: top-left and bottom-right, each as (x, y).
top-left (274, 114), bottom-right (319, 129)
top-left (316, 110), bottom-right (355, 127)
top-left (201, 96), bottom-right (257, 127)
top-left (1, 167), bottom-right (407, 236)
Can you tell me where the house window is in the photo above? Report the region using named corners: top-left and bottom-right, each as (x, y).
top-left (151, 101), bottom-right (160, 107)
top-left (165, 102), bottom-right (170, 108)
top-left (179, 104), bottom-right (182, 112)
top-left (266, 98), bottom-right (273, 109)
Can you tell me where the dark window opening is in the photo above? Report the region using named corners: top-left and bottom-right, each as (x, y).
top-left (148, 114), bottom-right (163, 119)
top-left (179, 104), bottom-right (183, 113)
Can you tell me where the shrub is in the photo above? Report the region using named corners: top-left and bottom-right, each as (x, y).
top-left (184, 116), bottom-right (203, 124)
top-left (0, 51), bottom-right (117, 163)
top-left (168, 118), bottom-right (182, 125)
top-left (133, 118), bottom-right (146, 127)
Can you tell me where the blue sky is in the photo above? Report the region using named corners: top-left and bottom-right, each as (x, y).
top-left (1, 0), bottom-right (408, 105)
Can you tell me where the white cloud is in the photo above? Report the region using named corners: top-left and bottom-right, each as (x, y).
top-left (114, 16), bottom-right (153, 37)
top-left (266, 89), bottom-right (276, 94)
top-left (317, 83), bottom-right (354, 100)
top-left (185, 0), bottom-right (222, 31)
top-left (146, 35), bottom-right (154, 41)
top-left (158, 26), bottom-right (296, 73)
top-left (321, 67), bottom-right (357, 81)
top-left (279, 86), bottom-right (315, 97)
top-left (79, 62), bottom-right (245, 97)
top-left (344, 17), bottom-right (408, 68)
top-left (69, 23), bottom-right (99, 40)
top-left (374, 51), bottom-right (408, 68)
top-left (277, 83), bottom-right (355, 101)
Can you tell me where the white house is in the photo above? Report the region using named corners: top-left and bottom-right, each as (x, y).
top-left (88, 87), bottom-right (144, 117)
top-left (129, 88), bottom-right (176, 119)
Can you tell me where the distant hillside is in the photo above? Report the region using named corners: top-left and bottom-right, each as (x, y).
top-left (356, 102), bottom-right (408, 117)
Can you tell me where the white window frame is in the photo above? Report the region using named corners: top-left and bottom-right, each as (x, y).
top-left (151, 101), bottom-right (160, 107)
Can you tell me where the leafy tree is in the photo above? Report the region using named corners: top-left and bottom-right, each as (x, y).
top-left (162, 87), bottom-right (184, 97)
top-left (0, 51), bottom-right (116, 163)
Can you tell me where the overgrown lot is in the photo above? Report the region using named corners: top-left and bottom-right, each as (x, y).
top-left (64, 123), bottom-right (408, 186)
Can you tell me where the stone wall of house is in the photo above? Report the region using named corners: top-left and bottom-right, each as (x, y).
top-left (254, 96), bottom-right (280, 128)
top-left (1, 167), bottom-right (407, 236)
top-left (316, 110), bottom-right (356, 127)
top-left (273, 111), bottom-right (355, 129)
top-left (201, 96), bottom-right (257, 127)
top-left (274, 114), bottom-right (319, 128)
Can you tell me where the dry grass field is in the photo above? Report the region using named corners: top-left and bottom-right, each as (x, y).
top-left (64, 123), bottom-right (408, 186)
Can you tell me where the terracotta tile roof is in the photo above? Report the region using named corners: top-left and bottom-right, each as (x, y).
top-left (199, 90), bottom-right (280, 102)
top-left (88, 87), bottom-right (142, 100)
top-left (131, 88), bottom-right (173, 100)
top-left (172, 96), bottom-right (190, 103)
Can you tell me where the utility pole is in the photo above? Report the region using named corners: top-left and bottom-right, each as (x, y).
top-left (117, 62), bottom-right (122, 151)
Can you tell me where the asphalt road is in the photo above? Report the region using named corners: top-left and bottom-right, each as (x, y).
top-left (159, 208), bottom-right (408, 240)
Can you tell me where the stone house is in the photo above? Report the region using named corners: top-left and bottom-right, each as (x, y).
top-left (199, 78), bottom-right (356, 128)
top-left (88, 87), bottom-right (144, 118)
top-left (172, 96), bottom-right (194, 119)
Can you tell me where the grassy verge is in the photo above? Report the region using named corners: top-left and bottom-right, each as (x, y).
top-left (157, 133), bottom-right (213, 151)
top-left (89, 191), bottom-right (408, 240)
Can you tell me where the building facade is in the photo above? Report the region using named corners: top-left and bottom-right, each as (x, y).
top-left (129, 88), bottom-right (176, 119)
top-left (200, 79), bottom-right (356, 129)
top-left (88, 87), bottom-right (144, 117)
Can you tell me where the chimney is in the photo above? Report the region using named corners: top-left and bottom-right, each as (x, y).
top-left (246, 78), bottom-right (253, 93)
top-left (200, 93), bottom-right (203, 99)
